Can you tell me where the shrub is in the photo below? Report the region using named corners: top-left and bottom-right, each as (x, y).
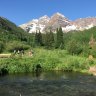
top-left (66, 39), bottom-right (83, 55)
top-left (90, 45), bottom-right (96, 58)
top-left (0, 41), bottom-right (4, 53)
top-left (6, 41), bottom-right (30, 52)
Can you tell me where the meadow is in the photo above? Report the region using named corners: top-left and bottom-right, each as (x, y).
top-left (0, 48), bottom-right (95, 74)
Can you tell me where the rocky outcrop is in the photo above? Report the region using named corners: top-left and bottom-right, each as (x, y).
top-left (19, 12), bottom-right (96, 33)
top-left (72, 17), bottom-right (96, 30)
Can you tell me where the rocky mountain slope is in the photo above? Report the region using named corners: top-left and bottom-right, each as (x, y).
top-left (72, 17), bottom-right (96, 31)
top-left (19, 12), bottom-right (96, 33)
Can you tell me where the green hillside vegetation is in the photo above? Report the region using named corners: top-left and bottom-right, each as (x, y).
top-left (0, 17), bottom-right (27, 41)
top-left (0, 17), bottom-right (96, 75)
top-left (0, 17), bottom-right (34, 53)
top-left (63, 27), bottom-right (96, 57)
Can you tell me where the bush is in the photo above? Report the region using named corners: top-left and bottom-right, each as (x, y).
top-left (82, 45), bottom-right (90, 57)
top-left (66, 39), bottom-right (83, 55)
top-left (90, 45), bottom-right (96, 58)
top-left (0, 41), bottom-right (4, 53)
top-left (6, 41), bottom-right (30, 52)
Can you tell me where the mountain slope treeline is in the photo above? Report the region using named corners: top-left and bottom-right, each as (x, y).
top-left (0, 17), bottom-right (34, 52)
top-left (0, 16), bottom-right (96, 58)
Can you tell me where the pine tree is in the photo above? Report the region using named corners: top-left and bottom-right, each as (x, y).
top-left (38, 30), bottom-right (43, 46)
top-left (35, 31), bottom-right (38, 46)
top-left (45, 30), bottom-right (55, 49)
top-left (56, 27), bottom-right (64, 49)
top-left (34, 31), bottom-right (43, 46)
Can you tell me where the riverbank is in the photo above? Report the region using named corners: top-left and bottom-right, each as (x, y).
top-left (0, 48), bottom-right (96, 75)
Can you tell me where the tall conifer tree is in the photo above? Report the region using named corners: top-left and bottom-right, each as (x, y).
top-left (38, 30), bottom-right (43, 46)
top-left (45, 30), bottom-right (55, 49)
top-left (56, 27), bottom-right (64, 49)
top-left (35, 30), bottom-right (43, 46)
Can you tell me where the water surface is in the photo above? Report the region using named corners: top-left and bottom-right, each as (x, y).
top-left (0, 71), bottom-right (96, 96)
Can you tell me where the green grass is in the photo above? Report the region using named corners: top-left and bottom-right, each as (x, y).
top-left (0, 48), bottom-right (95, 74)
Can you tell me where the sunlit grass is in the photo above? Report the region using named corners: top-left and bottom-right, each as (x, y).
top-left (0, 48), bottom-right (95, 74)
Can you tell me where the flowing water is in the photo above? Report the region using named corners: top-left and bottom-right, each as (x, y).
top-left (0, 71), bottom-right (96, 96)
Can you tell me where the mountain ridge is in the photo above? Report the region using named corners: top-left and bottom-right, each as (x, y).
top-left (19, 12), bottom-right (96, 33)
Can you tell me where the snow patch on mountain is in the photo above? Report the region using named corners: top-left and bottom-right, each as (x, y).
top-left (53, 12), bottom-right (66, 18)
top-left (62, 25), bottom-right (77, 32)
top-left (19, 12), bottom-right (96, 33)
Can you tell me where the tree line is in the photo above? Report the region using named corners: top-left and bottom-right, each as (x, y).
top-left (34, 27), bottom-right (64, 49)
top-left (33, 26), bottom-right (96, 57)
top-left (1, 20), bottom-right (96, 58)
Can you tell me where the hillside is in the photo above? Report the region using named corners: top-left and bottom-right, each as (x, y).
top-left (0, 17), bottom-right (29, 42)
top-left (0, 17), bottom-right (34, 53)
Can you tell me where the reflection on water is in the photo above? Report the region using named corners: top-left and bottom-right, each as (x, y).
top-left (0, 71), bottom-right (96, 96)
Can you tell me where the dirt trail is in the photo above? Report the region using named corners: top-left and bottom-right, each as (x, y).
top-left (0, 54), bottom-right (11, 58)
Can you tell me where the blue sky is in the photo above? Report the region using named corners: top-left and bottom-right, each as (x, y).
top-left (0, 0), bottom-right (96, 25)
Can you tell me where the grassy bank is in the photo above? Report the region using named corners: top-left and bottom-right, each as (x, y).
top-left (0, 48), bottom-right (95, 74)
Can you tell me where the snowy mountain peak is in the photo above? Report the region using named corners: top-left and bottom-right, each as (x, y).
top-left (51, 12), bottom-right (66, 19)
top-left (43, 12), bottom-right (71, 32)
top-left (28, 19), bottom-right (38, 24)
top-left (19, 12), bottom-right (96, 33)
top-left (31, 19), bottom-right (38, 22)
top-left (55, 12), bottom-right (65, 17)
top-left (39, 15), bottom-right (50, 20)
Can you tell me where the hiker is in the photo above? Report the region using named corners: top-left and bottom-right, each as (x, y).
top-left (14, 50), bottom-right (16, 54)
top-left (21, 50), bottom-right (24, 56)
top-left (29, 50), bottom-right (34, 56)
top-left (17, 50), bottom-right (20, 54)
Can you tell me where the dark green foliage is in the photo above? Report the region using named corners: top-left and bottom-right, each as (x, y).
top-left (38, 31), bottom-right (43, 46)
top-left (27, 33), bottom-right (35, 47)
top-left (90, 45), bottom-right (96, 58)
top-left (82, 45), bottom-right (90, 57)
top-left (63, 27), bottom-right (96, 56)
top-left (0, 17), bottom-right (30, 43)
top-left (35, 32), bottom-right (38, 45)
top-left (45, 30), bottom-right (55, 49)
top-left (0, 41), bottom-right (4, 53)
top-left (64, 27), bottom-right (96, 46)
top-left (56, 27), bottom-right (64, 49)
top-left (6, 41), bottom-right (30, 52)
top-left (66, 39), bottom-right (83, 55)
top-left (0, 17), bottom-right (33, 52)
top-left (35, 31), bottom-right (43, 46)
